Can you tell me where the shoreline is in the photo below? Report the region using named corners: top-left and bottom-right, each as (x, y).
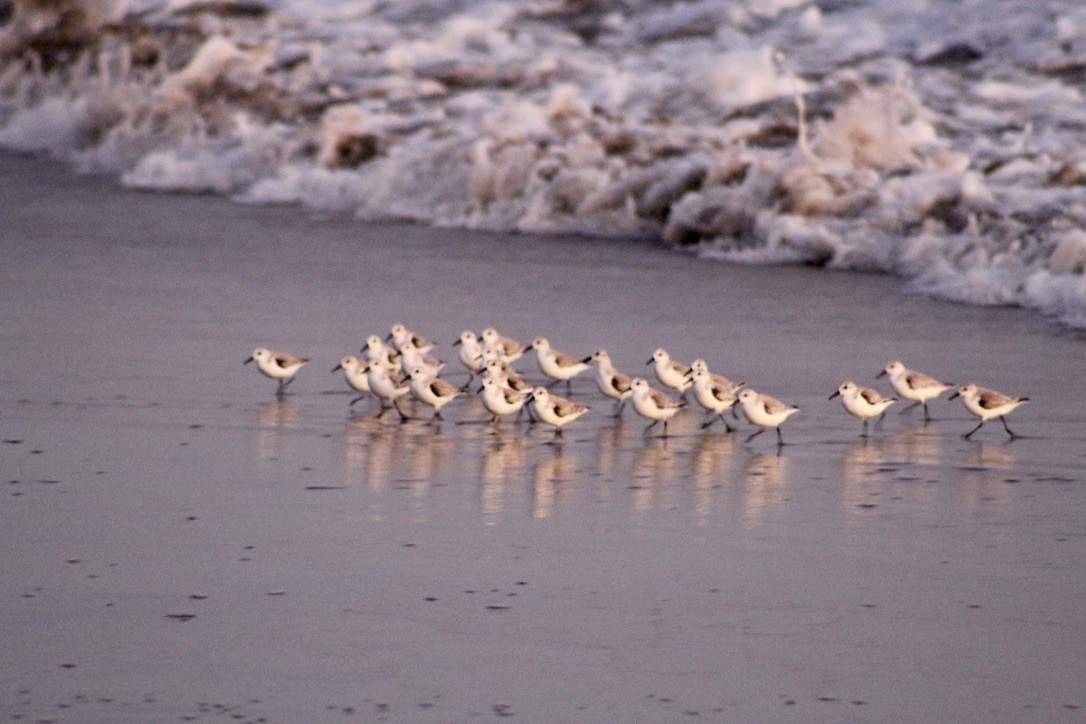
top-left (1, 152), bottom-right (1083, 721)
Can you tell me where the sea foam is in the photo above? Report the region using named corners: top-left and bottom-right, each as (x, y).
top-left (2, 0), bottom-right (1085, 329)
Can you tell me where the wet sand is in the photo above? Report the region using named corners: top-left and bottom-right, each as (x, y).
top-left (1, 153), bottom-right (1084, 721)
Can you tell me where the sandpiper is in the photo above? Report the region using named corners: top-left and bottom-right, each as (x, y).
top-left (647, 348), bottom-right (692, 398)
top-left (479, 378), bottom-right (531, 423)
top-left (481, 328), bottom-right (528, 364)
top-left (737, 389), bottom-right (799, 446)
top-left (630, 378), bottom-right (684, 437)
top-left (876, 360), bottom-right (953, 421)
top-left (689, 367), bottom-right (743, 431)
top-left (582, 349), bottom-right (633, 416)
top-left (406, 366), bottom-right (462, 422)
top-left (245, 347), bottom-right (308, 395)
top-left (830, 380), bottom-right (895, 437)
top-left (332, 355), bottom-right (371, 406)
top-left (367, 359), bottom-right (411, 420)
top-left (527, 337), bottom-right (589, 393)
top-left (453, 330), bottom-right (485, 389)
top-left (949, 383), bottom-right (1028, 439)
top-left (529, 387), bottom-right (589, 438)
top-left (388, 323), bottom-right (435, 354)
top-left (362, 334), bottom-right (398, 367)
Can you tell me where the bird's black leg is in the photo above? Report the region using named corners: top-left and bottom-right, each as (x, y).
top-left (1000, 416), bottom-right (1017, 438)
top-left (963, 420), bottom-right (984, 439)
top-left (745, 428), bottom-right (765, 443)
top-left (776, 427), bottom-right (784, 446)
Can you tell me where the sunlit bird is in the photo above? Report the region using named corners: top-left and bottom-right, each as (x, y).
top-left (949, 383), bottom-right (1028, 439)
top-left (830, 380), bottom-right (895, 437)
top-left (245, 347), bottom-right (308, 396)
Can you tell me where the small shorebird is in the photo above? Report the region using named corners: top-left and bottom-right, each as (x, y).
top-left (245, 347), bottom-right (308, 395)
top-left (397, 340), bottom-right (444, 376)
top-left (689, 366), bottom-right (743, 431)
top-left (406, 366), bottom-right (462, 422)
top-left (876, 360), bottom-right (953, 421)
top-left (362, 334), bottom-right (399, 367)
top-left (481, 327), bottom-right (528, 364)
top-left (529, 387), bottom-right (588, 438)
top-left (949, 383), bottom-right (1028, 439)
top-left (647, 348), bottom-right (692, 398)
top-left (387, 323), bottom-right (435, 354)
top-left (332, 355), bottom-right (371, 406)
top-left (479, 378), bottom-right (530, 423)
top-left (830, 380), bottom-right (895, 437)
top-left (737, 389), bottom-right (799, 446)
top-left (582, 349), bottom-right (632, 416)
top-left (453, 330), bottom-right (485, 389)
top-left (630, 378), bottom-right (684, 437)
top-left (528, 337), bottom-right (589, 393)
top-left (367, 359), bottom-right (411, 420)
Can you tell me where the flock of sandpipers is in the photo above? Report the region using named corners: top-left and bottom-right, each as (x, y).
top-left (245, 324), bottom-right (1029, 445)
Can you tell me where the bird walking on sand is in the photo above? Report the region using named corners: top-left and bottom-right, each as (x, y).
top-left (949, 383), bottom-right (1028, 439)
top-left (688, 361), bottom-right (743, 431)
top-left (479, 378), bottom-right (531, 423)
top-left (529, 387), bottom-right (589, 438)
top-left (367, 359), bottom-right (411, 420)
top-left (453, 330), bottom-right (485, 389)
top-left (582, 349), bottom-right (633, 416)
top-left (245, 347), bottom-right (308, 396)
top-left (737, 389), bottom-right (799, 446)
top-left (630, 378), bottom-right (684, 437)
top-left (406, 366), bottom-right (462, 422)
top-left (830, 381), bottom-right (895, 437)
top-left (647, 348), bottom-right (692, 399)
top-left (388, 323), bottom-right (435, 354)
top-left (876, 360), bottom-right (953, 421)
top-left (528, 337), bottom-right (589, 393)
top-left (481, 327), bottom-right (528, 364)
top-left (332, 355), bottom-right (371, 406)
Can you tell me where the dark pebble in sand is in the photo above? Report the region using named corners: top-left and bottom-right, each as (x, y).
top-left (65, 559), bottom-right (82, 564)
top-left (3, 439), bottom-right (24, 444)
top-left (857, 503), bottom-right (878, 509)
top-left (188, 424), bottom-right (202, 429)
top-left (485, 604), bottom-right (510, 610)
top-left (165, 614), bottom-right (196, 621)
top-left (189, 594), bottom-right (209, 600)
top-left (266, 591), bottom-right (286, 596)
top-left (31, 450), bottom-right (43, 454)
top-left (817, 696), bottom-right (839, 703)
top-left (492, 703), bottom-right (514, 717)
top-left (401, 542), bottom-right (417, 547)
top-left (59, 663), bottom-right (76, 669)
top-left (39, 479), bottom-right (59, 484)
top-left (425, 597), bottom-right (437, 602)
top-left (304, 485), bottom-right (346, 490)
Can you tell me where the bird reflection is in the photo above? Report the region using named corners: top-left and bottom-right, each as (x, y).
top-left (531, 445), bottom-right (574, 519)
top-left (254, 401), bottom-right (297, 459)
top-left (479, 430), bottom-right (526, 524)
top-left (961, 441), bottom-right (1016, 518)
top-left (880, 424), bottom-right (942, 465)
top-left (840, 437), bottom-right (885, 513)
top-left (629, 437), bottom-right (677, 519)
top-left (740, 453), bottom-right (788, 528)
top-left (690, 431), bottom-right (736, 525)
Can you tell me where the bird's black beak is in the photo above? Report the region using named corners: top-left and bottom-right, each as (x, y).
top-left (332, 364), bottom-right (343, 372)
top-left (875, 369), bottom-right (886, 379)
top-left (948, 391), bottom-right (960, 400)
top-left (683, 371), bottom-right (693, 381)
top-left (453, 339), bottom-right (462, 347)
top-left (828, 390), bottom-right (840, 400)
top-left (581, 356), bottom-right (592, 364)
top-left (384, 333), bottom-right (393, 342)
top-left (645, 358), bottom-right (653, 365)
top-left (244, 356), bottom-right (254, 365)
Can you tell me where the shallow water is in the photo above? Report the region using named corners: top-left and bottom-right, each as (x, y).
top-left (1, 154), bottom-right (1085, 721)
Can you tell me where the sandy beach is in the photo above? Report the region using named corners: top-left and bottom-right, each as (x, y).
top-left (1, 152), bottom-right (1084, 722)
